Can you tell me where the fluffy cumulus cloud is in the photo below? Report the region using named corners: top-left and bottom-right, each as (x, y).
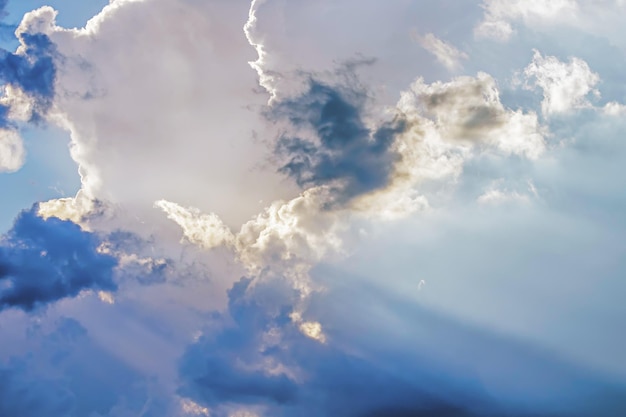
top-left (0, 0), bottom-right (625, 416)
top-left (400, 72), bottom-right (545, 159)
top-left (523, 50), bottom-right (600, 116)
top-left (27, 0), bottom-right (295, 229)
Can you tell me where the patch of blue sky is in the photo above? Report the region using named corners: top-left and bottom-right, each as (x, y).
top-left (4, 0), bottom-right (107, 29)
top-left (0, 125), bottom-right (80, 232)
top-left (0, 1), bottom-right (107, 231)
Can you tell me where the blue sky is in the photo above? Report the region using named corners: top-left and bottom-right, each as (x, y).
top-left (1, 1), bottom-right (626, 416)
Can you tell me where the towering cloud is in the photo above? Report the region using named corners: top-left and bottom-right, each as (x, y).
top-left (23, 1), bottom-right (295, 229)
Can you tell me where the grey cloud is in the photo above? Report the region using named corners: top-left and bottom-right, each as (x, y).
top-left (272, 77), bottom-right (407, 203)
top-left (178, 274), bottom-right (626, 417)
top-left (0, 208), bottom-right (117, 311)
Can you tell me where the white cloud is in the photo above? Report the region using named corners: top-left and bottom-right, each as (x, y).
top-left (477, 184), bottom-right (535, 204)
top-left (413, 32), bottom-right (468, 71)
top-left (37, 191), bottom-right (96, 227)
top-left (603, 101), bottom-right (626, 116)
top-left (155, 200), bottom-right (234, 250)
top-left (244, 0), bottom-right (276, 102)
top-left (524, 51), bottom-right (600, 116)
top-left (475, 0), bottom-right (579, 40)
top-left (24, 1), bottom-right (296, 230)
top-left (0, 129), bottom-right (25, 173)
top-left (180, 398), bottom-right (210, 416)
top-left (476, 0), bottom-right (626, 49)
top-left (400, 72), bottom-right (546, 159)
top-left (97, 290), bottom-right (115, 304)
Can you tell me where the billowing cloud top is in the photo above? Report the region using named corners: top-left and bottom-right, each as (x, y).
top-left (0, 0), bottom-right (625, 416)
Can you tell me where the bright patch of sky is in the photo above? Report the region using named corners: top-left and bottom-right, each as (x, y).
top-left (0, 126), bottom-right (79, 231)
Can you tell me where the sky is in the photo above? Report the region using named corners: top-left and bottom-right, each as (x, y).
top-left (0, 0), bottom-right (625, 416)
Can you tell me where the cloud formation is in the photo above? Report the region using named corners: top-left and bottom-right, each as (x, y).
top-left (178, 275), bottom-right (626, 417)
top-left (523, 50), bottom-right (600, 116)
top-left (0, 1), bottom-right (625, 416)
top-left (400, 72), bottom-right (545, 159)
top-left (0, 127), bottom-right (24, 172)
top-left (24, 1), bottom-right (294, 229)
top-left (476, 0), bottom-right (578, 40)
top-left (273, 78), bottom-right (406, 202)
top-left (414, 32), bottom-right (468, 71)
top-left (0, 207), bottom-right (117, 311)
top-left (0, 3), bottom-right (58, 173)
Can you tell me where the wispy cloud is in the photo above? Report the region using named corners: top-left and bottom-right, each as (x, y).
top-left (413, 32), bottom-right (468, 71)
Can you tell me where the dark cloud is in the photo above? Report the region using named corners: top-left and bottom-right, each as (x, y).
top-left (179, 278), bottom-right (299, 408)
top-left (273, 78), bottom-right (406, 203)
top-left (2, 33), bottom-right (56, 97)
top-left (0, 15), bottom-right (57, 128)
top-left (0, 208), bottom-right (117, 311)
top-left (178, 276), bottom-right (626, 417)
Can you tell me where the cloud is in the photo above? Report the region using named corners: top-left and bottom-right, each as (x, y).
top-left (523, 50), bottom-right (600, 116)
top-left (155, 200), bottom-right (234, 250)
top-left (477, 183), bottom-right (535, 204)
top-left (603, 101), bottom-right (626, 116)
top-left (0, 4), bottom-right (59, 173)
top-left (400, 72), bottom-right (546, 159)
top-left (177, 275), bottom-right (626, 417)
top-left (244, 0), bottom-right (276, 102)
top-left (0, 127), bottom-right (24, 172)
top-left (475, 0), bottom-right (579, 40)
top-left (0, 33), bottom-right (56, 102)
top-left (475, 0), bottom-right (626, 57)
top-left (0, 207), bottom-right (117, 311)
top-left (413, 32), bottom-right (468, 71)
top-left (272, 78), bottom-right (406, 203)
top-left (27, 1), bottom-right (295, 229)
top-left (1, 1), bottom-right (626, 416)
top-left (0, 316), bottom-right (175, 417)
